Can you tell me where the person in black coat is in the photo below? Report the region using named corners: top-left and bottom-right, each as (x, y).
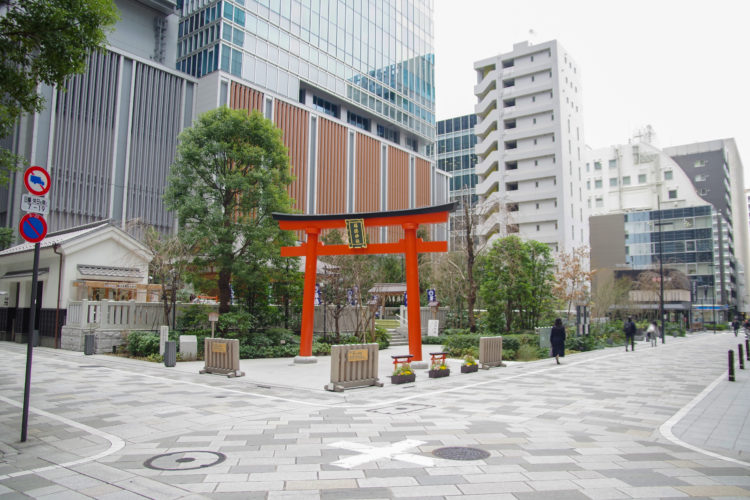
top-left (624, 316), bottom-right (636, 351)
top-left (550, 317), bottom-right (566, 365)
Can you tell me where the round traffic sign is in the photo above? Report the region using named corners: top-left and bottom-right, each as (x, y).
top-left (19, 213), bottom-right (47, 243)
top-left (23, 166), bottom-right (51, 196)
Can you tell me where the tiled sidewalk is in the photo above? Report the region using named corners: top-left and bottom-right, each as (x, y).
top-left (0, 331), bottom-right (748, 499)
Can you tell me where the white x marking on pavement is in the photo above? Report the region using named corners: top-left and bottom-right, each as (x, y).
top-left (329, 439), bottom-right (435, 469)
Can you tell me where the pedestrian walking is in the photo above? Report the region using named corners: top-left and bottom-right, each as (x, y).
top-left (732, 318), bottom-right (740, 337)
top-left (624, 316), bottom-right (636, 351)
top-left (646, 321), bottom-right (659, 347)
top-left (550, 317), bottom-right (566, 365)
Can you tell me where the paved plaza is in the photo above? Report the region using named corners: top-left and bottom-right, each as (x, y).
top-left (0, 330), bottom-right (749, 499)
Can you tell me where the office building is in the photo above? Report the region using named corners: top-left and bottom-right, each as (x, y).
top-left (586, 133), bottom-right (749, 317)
top-left (177, 0), bottom-right (447, 243)
top-left (434, 113), bottom-right (477, 246)
top-left (472, 40), bottom-right (587, 252)
top-left (0, 0), bottom-right (196, 236)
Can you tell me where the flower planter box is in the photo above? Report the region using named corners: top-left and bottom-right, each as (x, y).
top-left (390, 373), bottom-right (416, 384)
top-left (461, 364), bottom-right (478, 373)
top-left (428, 368), bottom-right (450, 378)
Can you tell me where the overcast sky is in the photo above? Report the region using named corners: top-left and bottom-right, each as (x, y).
top-left (434, 0), bottom-right (750, 184)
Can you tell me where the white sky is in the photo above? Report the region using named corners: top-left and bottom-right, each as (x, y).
top-left (434, 0), bottom-right (750, 184)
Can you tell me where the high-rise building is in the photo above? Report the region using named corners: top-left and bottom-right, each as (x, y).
top-left (472, 40), bottom-right (587, 252)
top-left (0, 0), bottom-right (196, 235)
top-left (177, 1), bottom-right (445, 243)
top-left (586, 133), bottom-right (749, 316)
top-left (434, 113), bottom-right (477, 246)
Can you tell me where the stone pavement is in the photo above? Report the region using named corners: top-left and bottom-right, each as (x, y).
top-left (0, 330), bottom-right (748, 499)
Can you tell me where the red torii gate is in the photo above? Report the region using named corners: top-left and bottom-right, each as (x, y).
top-left (273, 203), bottom-right (454, 363)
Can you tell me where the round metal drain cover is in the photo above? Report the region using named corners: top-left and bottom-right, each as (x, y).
top-left (432, 447), bottom-right (490, 461)
top-left (144, 451), bottom-right (226, 471)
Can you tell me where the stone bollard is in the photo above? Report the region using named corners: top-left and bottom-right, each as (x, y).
top-left (728, 350), bottom-right (736, 382)
top-left (159, 325), bottom-right (169, 355)
top-left (739, 344), bottom-right (745, 370)
top-left (746, 338), bottom-right (749, 361)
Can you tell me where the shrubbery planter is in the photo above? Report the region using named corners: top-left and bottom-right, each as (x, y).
top-left (428, 368), bottom-right (450, 378)
top-left (391, 373), bottom-right (416, 384)
top-left (461, 364), bottom-right (478, 373)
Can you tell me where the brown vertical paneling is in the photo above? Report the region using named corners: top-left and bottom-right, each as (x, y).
top-left (317, 118), bottom-right (347, 215)
top-left (274, 100), bottom-right (309, 214)
top-left (416, 158), bottom-right (431, 207)
top-left (229, 81), bottom-right (263, 113)
top-left (387, 147), bottom-right (409, 242)
top-left (355, 133), bottom-right (380, 243)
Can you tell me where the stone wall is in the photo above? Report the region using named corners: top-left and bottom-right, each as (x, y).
top-left (61, 326), bottom-right (129, 354)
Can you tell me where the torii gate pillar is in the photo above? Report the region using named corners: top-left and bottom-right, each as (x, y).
top-left (402, 222), bottom-right (422, 359)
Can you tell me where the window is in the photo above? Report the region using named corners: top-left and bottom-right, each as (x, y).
top-left (669, 189), bottom-right (678, 199)
top-left (586, 180), bottom-right (590, 190)
top-left (609, 159), bottom-right (616, 169)
top-left (638, 174), bottom-right (647, 184)
top-left (595, 179), bottom-right (602, 189)
top-left (695, 174), bottom-right (709, 182)
top-left (622, 176), bottom-right (631, 186)
top-left (586, 163), bottom-right (590, 172)
top-left (595, 197), bottom-right (603, 208)
top-left (694, 160), bottom-right (707, 168)
top-left (609, 178), bottom-right (618, 187)
top-left (594, 161), bottom-right (602, 170)
top-left (536, 225), bottom-right (540, 231)
top-left (664, 170), bottom-right (673, 180)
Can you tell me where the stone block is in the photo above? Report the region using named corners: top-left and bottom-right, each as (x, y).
top-left (179, 335), bottom-right (198, 361)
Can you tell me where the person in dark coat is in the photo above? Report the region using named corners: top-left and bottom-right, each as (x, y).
top-left (550, 317), bottom-right (566, 365)
top-left (624, 316), bottom-right (636, 351)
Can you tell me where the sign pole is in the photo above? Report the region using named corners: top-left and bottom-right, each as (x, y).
top-left (21, 242), bottom-right (40, 442)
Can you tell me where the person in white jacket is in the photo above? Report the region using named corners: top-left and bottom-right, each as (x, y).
top-left (646, 321), bottom-right (659, 347)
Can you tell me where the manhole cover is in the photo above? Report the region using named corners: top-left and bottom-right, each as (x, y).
top-left (432, 447), bottom-right (490, 461)
top-left (144, 451), bottom-right (226, 471)
top-left (369, 404), bottom-right (433, 415)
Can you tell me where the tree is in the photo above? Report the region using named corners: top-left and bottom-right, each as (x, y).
top-left (553, 246), bottom-right (594, 320)
top-left (590, 272), bottom-right (633, 320)
top-left (164, 107), bottom-right (295, 314)
top-left (479, 235), bottom-right (555, 332)
top-left (0, 0), bottom-right (119, 177)
top-left (138, 224), bottom-right (191, 329)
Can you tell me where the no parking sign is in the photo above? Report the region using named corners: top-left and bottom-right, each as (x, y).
top-left (19, 213), bottom-right (47, 243)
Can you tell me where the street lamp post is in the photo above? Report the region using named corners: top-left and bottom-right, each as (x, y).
top-left (656, 198), bottom-right (666, 344)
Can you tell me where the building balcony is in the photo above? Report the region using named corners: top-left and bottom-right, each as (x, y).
top-left (501, 101), bottom-right (554, 121)
top-left (509, 209), bottom-right (559, 225)
top-left (475, 150), bottom-right (500, 177)
top-left (475, 170), bottom-right (501, 197)
top-left (500, 60), bottom-right (553, 80)
top-left (474, 108), bottom-right (500, 138)
top-left (474, 68), bottom-right (498, 98)
top-left (504, 186), bottom-right (558, 204)
top-left (474, 91), bottom-right (498, 117)
top-left (503, 164), bottom-right (558, 183)
top-left (501, 123), bottom-right (556, 143)
top-left (477, 210), bottom-right (505, 237)
top-left (501, 145), bottom-right (557, 164)
top-left (475, 129), bottom-right (500, 156)
top-left (501, 80), bottom-right (554, 100)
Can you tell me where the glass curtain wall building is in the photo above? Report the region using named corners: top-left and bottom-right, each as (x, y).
top-left (177, 0), bottom-right (435, 149)
top-left (434, 114), bottom-right (478, 247)
top-left (624, 206), bottom-right (735, 322)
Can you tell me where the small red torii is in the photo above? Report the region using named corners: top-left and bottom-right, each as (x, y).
top-left (273, 203), bottom-right (454, 363)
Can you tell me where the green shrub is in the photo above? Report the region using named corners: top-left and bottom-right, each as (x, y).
top-left (442, 328), bottom-right (471, 336)
top-left (125, 331), bottom-right (160, 357)
top-left (374, 326), bottom-right (390, 349)
top-left (422, 335), bottom-right (448, 345)
top-left (516, 344), bottom-right (540, 361)
top-left (312, 342), bottom-right (331, 356)
top-left (503, 348), bottom-right (516, 360)
top-left (566, 334), bottom-right (599, 352)
top-left (443, 334), bottom-right (481, 357)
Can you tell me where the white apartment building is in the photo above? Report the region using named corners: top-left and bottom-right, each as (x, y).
top-left (473, 40), bottom-right (587, 252)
